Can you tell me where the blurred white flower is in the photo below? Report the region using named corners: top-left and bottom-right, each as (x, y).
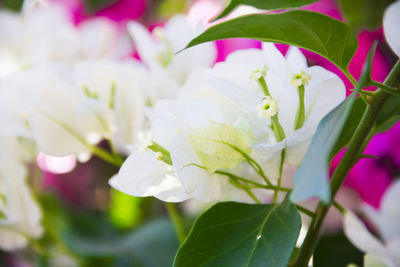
top-left (0, 135), bottom-right (43, 251)
top-left (128, 15), bottom-right (217, 102)
top-left (383, 1), bottom-right (400, 57)
top-left (0, 2), bottom-right (131, 78)
top-left (344, 180), bottom-right (400, 267)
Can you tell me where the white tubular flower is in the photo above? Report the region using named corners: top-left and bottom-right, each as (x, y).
top-left (383, 1), bottom-right (400, 57)
top-left (1, 69), bottom-right (90, 157)
top-left (109, 150), bottom-right (190, 203)
top-left (73, 61), bottom-right (145, 153)
top-left (255, 96), bottom-right (279, 120)
top-left (0, 2), bottom-right (130, 79)
top-left (0, 136), bottom-right (43, 251)
top-left (207, 43), bottom-right (345, 178)
top-left (344, 180), bottom-right (400, 267)
top-left (128, 15), bottom-right (217, 101)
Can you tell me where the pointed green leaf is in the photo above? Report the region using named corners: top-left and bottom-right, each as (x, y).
top-left (174, 199), bottom-right (301, 267)
top-left (184, 11), bottom-right (358, 72)
top-left (291, 43), bottom-right (376, 203)
top-left (213, 0), bottom-right (318, 21)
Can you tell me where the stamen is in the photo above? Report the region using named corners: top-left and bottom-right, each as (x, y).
top-left (290, 70), bottom-right (311, 87)
top-left (256, 96), bottom-right (279, 120)
top-left (250, 66), bottom-right (268, 81)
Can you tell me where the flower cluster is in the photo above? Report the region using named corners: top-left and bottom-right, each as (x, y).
top-left (110, 43), bottom-right (346, 203)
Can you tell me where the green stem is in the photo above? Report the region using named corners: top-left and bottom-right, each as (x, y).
top-left (273, 149), bottom-right (286, 203)
top-left (271, 115), bottom-right (286, 142)
top-left (295, 85), bottom-right (306, 130)
top-left (258, 77), bottom-right (270, 96)
top-left (369, 80), bottom-right (400, 95)
top-left (296, 205), bottom-right (315, 218)
top-left (165, 203), bottom-right (186, 244)
top-left (258, 77), bottom-right (286, 142)
top-left (291, 60), bottom-right (400, 267)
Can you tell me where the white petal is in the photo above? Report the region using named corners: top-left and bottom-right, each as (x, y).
top-left (344, 212), bottom-right (389, 261)
top-left (383, 2), bottom-right (400, 57)
top-left (78, 18), bottom-right (119, 60)
top-left (286, 46), bottom-right (308, 73)
top-left (285, 127), bottom-right (314, 166)
top-left (127, 21), bottom-right (159, 65)
top-left (379, 180), bottom-right (400, 243)
top-left (151, 98), bottom-right (225, 149)
top-left (15, 69), bottom-right (88, 156)
top-left (170, 132), bottom-right (230, 202)
top-left (303, 66), bottom-right (346, 130)
top-left (109, 151), bottom-right (190, 202)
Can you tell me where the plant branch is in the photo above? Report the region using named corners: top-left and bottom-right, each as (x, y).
top-left (290, 60), bottom-right (400, 267)
top-left (165, 203), bottom-right (186, 244)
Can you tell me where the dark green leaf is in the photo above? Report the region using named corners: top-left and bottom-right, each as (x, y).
top-left (339, 0), bottom-right (395, 31)
top-left (184, 11), bottom-right (358, 72)
top-left (84, 0), bottom-right (118, 14)
top-left (313, 233), bottom-right (363, 267)
top-left (213, 0), bottom-right (318, 21)
top-left (291, 43), bottom-right (376, 203)
top-left (1, 0), bottom-right (23, 11)
top-left (174, 199), bottom-right (301, 267)
top-left (330, 98), bottom-right (366, 157)
top-left (63, 216), bottom-right (179, 267)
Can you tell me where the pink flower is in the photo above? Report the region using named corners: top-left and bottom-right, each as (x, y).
top-left (53, 0), bottom-right (147, 24)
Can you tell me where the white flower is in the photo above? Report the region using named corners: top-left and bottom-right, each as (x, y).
top-left (383, 1), bottom-right (400, 57)
top-left (109, 150), bottom-right (190, 202)
top-left (73, 61), bottom-right (145, 153)
top-left (0, 2), bottom-right (130, 78)
top-left (344, 180), bottom-right (400, 267)
top-left (207, 43), bottom-right (346, 178)
top-left (0, 135), bottom-right (43, 251)
top-left (128, 15), bottom-right (217, 101)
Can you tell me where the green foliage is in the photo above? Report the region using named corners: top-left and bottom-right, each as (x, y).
top-left (313, 233), bottom-right (363, 267)
top-left (63, 215), bottom-right (179, 267)
top-left (338, 0), bottom-right (395, 31)
top-left (109, 189), bottom-right (143, 229)
top-left (174, 199), bottom-right (301, 267)
top-left (214, 0), bottom-right (318, 21)
top-left (183, 10), bottom-right (358, 72)
top-left (0, 0), bottom-right (23, 11)
top-left (291, 43), bottom-right (376, 203)
top-left (84, 0), bottom-right (117, 14)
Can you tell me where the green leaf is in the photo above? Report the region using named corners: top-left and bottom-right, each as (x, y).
top-left (184, 11), bottom-right (358, 72)
top-left (63, 216), bottom-right (179, 267)
top-left (313, 233), bottom-right (363, 267)
top-left (1, 0), bottom-right (23, 11)
top-left (330, 98), bottom-right (366, 157)
top-left (213, 0), bottom-right (318, 21)
top-left (339, 0), bottom-right (395, 31)
top-left (291, 42), bottom-right (376, 203)
top-left (174, 199), bottom-right (301, 267)
top-left (84, 0), bottom-right (118, 14)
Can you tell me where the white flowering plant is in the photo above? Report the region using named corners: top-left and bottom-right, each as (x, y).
top-left (0, 0), bottom-right (400, 266)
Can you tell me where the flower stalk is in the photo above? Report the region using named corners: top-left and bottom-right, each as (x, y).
top-left (290, 59), bottom-right (400, 267)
